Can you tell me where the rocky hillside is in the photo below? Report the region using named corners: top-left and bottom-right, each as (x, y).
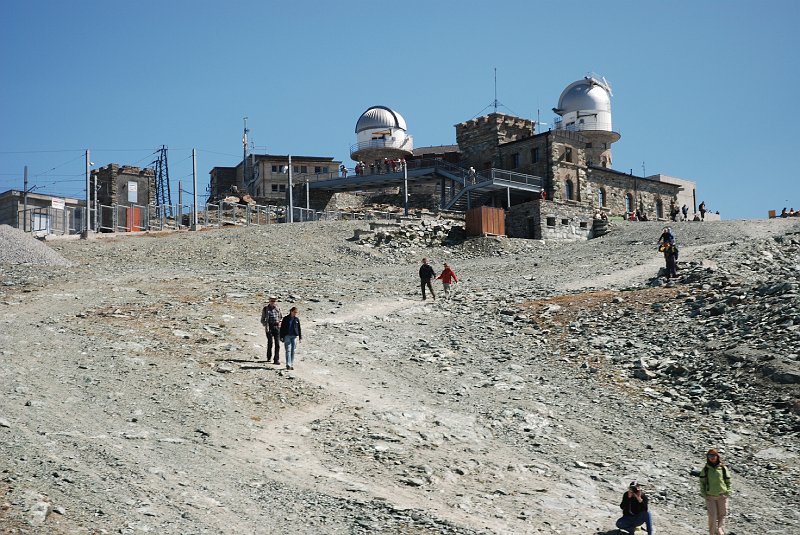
top-left (0, 217), bottom-right (797, 534)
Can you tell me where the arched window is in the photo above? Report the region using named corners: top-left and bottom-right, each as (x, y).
top-left (625, 193), bottom-right (633, 213)
top-left (598, 188), bottom-right (607, 207)
top-left (565, 179), bottom-right (574, 200)
top-left (656, 199), bottom-right (664, 219)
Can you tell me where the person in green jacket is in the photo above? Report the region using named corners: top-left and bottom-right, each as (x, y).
top-left (699, 448), bottom-right (732, 535)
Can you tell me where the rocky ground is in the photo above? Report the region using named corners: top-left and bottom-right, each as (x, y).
top-left (0, 217), bottom-right (798, 535)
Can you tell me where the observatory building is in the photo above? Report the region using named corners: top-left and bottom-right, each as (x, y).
top-left (350, 105), bottom-right (413, 164)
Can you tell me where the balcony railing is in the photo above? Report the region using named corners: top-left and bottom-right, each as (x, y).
top-left (350, 136), bottom-right (414, 156)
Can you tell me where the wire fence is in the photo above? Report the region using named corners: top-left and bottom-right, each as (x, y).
top-left (16, 201), bottom-right (406, 237)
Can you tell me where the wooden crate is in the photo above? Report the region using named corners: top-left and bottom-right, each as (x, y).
top-left (465, 206), bottom-right (505, 237)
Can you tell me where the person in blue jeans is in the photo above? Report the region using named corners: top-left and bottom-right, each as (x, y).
top-left (616, 481), bottom-right (653, 534)
top-left (279, 307), bottom-right (302, 370)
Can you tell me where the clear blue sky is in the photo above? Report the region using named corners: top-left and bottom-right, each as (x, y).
top-left (2, 0), bottom-right (798, 219)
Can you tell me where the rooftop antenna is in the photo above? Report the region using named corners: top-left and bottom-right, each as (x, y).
top-left (469, 68), bottom-right (518, 119)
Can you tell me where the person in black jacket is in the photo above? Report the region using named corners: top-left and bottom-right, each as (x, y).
top-left (616, 481), bottom-right (653, 534)
top-left (419, 258), bottom-right (436, 301)
top-left (279, 307), bottom-right (302, 370)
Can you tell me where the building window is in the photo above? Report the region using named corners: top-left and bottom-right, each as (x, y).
top-left (625, 193), bottom-right (633, 213)
top-left (272, 184), bottom-right (278, 192)
top-left (300, 165), bottom-right (307, 173)
top-left (293, 166), bottom-right (299, 173)
top-left (598, 188), bottom-right (606, 207)
top-left (279, 184), bottom-right (286, 192)
top-left (531, 147), bottom-right (539, 163)
top-left (565, 179), bottom-right (574, 200)
top-left (510, 153), bottom-right (520, 169)
top-left (656, 199), bottom-right (664, 219)
top-left (272, 165), bottom-right (279, 173)
top-left (586, 142), bottom-right (592, 148)
top-left (314, 166), bottom-right (322, 173)
top-left (323, 166), bottom-right (329, 173)
top-left (565, 147), bottom-right (573, 163)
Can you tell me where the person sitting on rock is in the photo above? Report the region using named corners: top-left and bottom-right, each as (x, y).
top-left (616, 480), bottom-right (653, 535)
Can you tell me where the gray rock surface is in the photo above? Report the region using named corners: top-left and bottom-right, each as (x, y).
top-left (0, 218), bottom-right (798, 534)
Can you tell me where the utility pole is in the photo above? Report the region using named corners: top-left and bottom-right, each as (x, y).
top-left (192, 148), bottom-right (198, 230)
top-left (178, 180), bottom-right (182, 229)
top-left (94, 174), bottom-right (99, 231)
top-left (243, 117), bottom-right (249, 188)
top-left (288, 155), bottom-right (294, 223)
top-left (82, 149), bottom-right (90, 237)
top-left (403, 163), bottom-right (409, 216)
top-left (23, 166), bottom-right (28, 231)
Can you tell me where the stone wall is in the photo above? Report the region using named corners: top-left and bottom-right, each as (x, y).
top-left (92, 164), bottom-right (155, 206)
top-left (456, 113), bottom-right (534, 171)
top-left (587, 169), bottom-right (680, 220)
top-left (506, 199), bottom-right (593, 240)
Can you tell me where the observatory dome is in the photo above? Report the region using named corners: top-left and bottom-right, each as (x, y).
top-left (355, 106), bottom-right (407, 133)
top-left (556, 78), bottom-right (612, 114)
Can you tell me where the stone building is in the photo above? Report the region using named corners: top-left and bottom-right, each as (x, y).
top-left (447, 75), bottom-right (699, 237)
top-left (210, 154), bottom-right (341, 204)
top-left (91, 164), bottom-right (155, 206)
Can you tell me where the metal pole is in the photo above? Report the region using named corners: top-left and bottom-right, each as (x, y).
top-left (507, 186), bottom-right (511, 208)
top-left (403, 163), bottom-right (409, 216)
top-left (192, 149), bottom-right (198, 229)
top-left (178, 180), bottom-right (182, 229)
top-left (305, 179), bottom-right (310, 210)
top-left (83, 149), bottom-right (90, 236)
top-left (93, 173), bottom-right (99, 232)
top-left (288, 155), bottom-right (294, 223)
top-left (23, 166), bottom-right (28, 231)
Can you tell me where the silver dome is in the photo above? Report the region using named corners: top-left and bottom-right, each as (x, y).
top-left (355, 106), bottom-right (407, 133)
top-left (555, 77), bottom-right (612, 115)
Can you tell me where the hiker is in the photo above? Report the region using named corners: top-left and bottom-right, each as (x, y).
top-left (436, 262), bottom-right (458, 298)
top-left (670, 205), bottom-right (679, 222)
top-left (659, 227), bottom-right (679, 279)
top-left (279, 307), bottom-right (302, 371)
top-left (616, 480), bottom-right (653, 535)
top-left (699, 201), bottom-right (706, 221)
top-left (419, 258), bottom-right (436, 301)
top-left (260, 296), bottom-right (282, 364)
top-left (682, 204), bottom-right (689, 221)
top-left (699, 448), bottom-right (732, 535)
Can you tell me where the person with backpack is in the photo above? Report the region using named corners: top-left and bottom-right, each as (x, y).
top-left (699, 448), bottom-right (732, 535)
top-left (658, 227), bottom-right (679, 279)
top-left (260, 296), bottom-right (282, 364)
top-left (681, 204), bottom-right (689, 221)
top-left (615, 480), bottom-right (653, 535)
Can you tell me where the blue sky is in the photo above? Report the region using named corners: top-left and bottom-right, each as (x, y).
top-left (1, 0), bottom-right (798, 219)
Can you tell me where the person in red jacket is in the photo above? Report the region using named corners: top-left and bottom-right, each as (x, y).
top-left (436, 262), bottom-right (459, 299)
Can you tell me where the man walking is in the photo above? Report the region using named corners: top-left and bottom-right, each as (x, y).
top-left (419, 258), bottom-right (436, 301)
top-left (279, 307), bottom-right (302, 370)
top-left (260, 296), bottom-right (282, 364)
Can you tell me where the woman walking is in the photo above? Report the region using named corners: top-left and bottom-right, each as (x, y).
top-left (699, 448), bottom-right (732, 535)
top-left (279, 307), bottom-right (302, 370)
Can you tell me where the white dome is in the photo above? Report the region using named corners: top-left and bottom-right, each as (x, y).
top-left (355, 106), bottom-right (407, 133)
top-left (556, 77), bottom-right (612, 115)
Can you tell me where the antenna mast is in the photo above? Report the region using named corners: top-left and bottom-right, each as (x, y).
top-left (493, 68), bottom-right (498, 113)
top-left (153, 145), bottom-right (172, 212)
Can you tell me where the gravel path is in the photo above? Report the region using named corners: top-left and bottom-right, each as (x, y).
top-left (0, 218), bottom-right (798, 534)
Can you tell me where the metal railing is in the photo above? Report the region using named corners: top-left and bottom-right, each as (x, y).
top-left (349, 136), bottom-right (414, 156)
top-left (491, 169), bottom-right (544, 188)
